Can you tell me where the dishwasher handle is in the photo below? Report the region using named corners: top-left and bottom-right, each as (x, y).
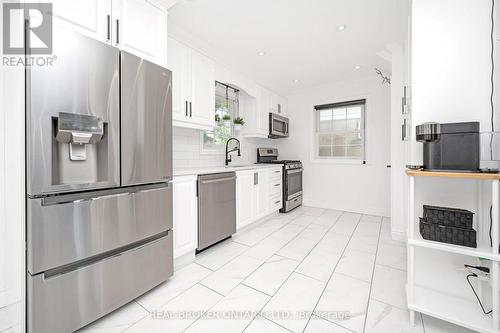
top-left (199, 176), bottom-right (236, 185)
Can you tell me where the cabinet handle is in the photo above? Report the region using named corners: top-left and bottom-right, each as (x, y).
top-left (274, 184), bottom-right (280, 187)
top-left (274, 170), bottom-right (280, 173)
top-left (106, 15), bottom-right (111, 42)
top-left (254, 172), bottom-right (258, 185)
top-left (115, 19), bottom-right (120, 45)
top-left (189, 102), bottom-right (192, 117)
top-left (185, 101), bottom-right (188, 117)
top-left (274, 200), bottom-right (281, 204)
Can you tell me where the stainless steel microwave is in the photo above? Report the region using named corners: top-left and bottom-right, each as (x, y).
top-left (269, 113), bottom-right (289, 138)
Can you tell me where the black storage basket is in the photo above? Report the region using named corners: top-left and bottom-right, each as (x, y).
top-left (419, 218), bottom-right (477, 248)
top-left (423, 205), bottom-right (473, 229)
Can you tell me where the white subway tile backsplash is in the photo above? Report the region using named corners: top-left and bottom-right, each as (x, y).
top-left (172, 127), bottom-right (280, 171)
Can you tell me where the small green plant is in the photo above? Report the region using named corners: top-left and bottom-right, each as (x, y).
top-left (222, 114), bottom-right (231, 121)
top-left (233, 117), bottom-right (245, 125)
top-left (215, 114), bottom-right (221, 122)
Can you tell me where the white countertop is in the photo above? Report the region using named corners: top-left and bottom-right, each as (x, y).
top-left (173, 164), bottom-right (282, 177)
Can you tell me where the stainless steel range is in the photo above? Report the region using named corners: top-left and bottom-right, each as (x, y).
top-left (26, 27), bottom-right (173, 333)
top-left (257, 148), bottom-right (303, 212)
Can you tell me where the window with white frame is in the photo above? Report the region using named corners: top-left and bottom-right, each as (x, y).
top-left (201, 81), bottom-right (239, 153)
top-left (314, 99), bottom-right (366, 160)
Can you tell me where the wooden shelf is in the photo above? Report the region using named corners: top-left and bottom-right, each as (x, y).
top-left (406, 169), bottom-right (500, 180)
top-left (408, 286), bottom-right (496, 333)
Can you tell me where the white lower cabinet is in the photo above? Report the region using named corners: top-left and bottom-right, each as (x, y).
top-left (236, 167), bottom-right (282, 229)
top-left (172, 175), bottom-right (198, 258)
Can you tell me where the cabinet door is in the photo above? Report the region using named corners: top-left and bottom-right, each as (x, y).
top-left (51, 0), bottom-right (112, 43)
top-left (190, 49), bottom-right (215, 128)
top-left (273, 94), bottom-right (287, 116)
top-left (255, 170), bottom-right (270, 218)
top-left (258, 88), bottom-right (271, 134)
top-left (236, 171), bottom-right (255, 229)
top-left (173, 176), bottom-right (197, 258)
top-left (112, 0), bottom-right (167, 66)
top-left (167, 37), bottom-right (191, 122)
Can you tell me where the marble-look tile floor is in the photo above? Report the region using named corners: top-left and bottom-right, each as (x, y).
top-left (78, 206), bottom-right (477, 333)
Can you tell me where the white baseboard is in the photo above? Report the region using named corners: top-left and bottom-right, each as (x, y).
top-left (391, 230), bottom-right (406, 242)
top-left (174, 251), bottom-right (196, 271)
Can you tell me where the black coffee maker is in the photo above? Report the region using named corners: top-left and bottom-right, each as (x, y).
top-left (416, 122), bottom-right (480, 171)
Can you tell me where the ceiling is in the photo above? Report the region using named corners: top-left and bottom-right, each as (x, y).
top-left (168, 0), bottom-right (408, 95)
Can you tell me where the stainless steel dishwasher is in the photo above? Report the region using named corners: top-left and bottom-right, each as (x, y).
top-left (197, 172), bottom-right (237, 251)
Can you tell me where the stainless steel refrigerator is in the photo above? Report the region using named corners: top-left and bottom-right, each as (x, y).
top-left (26, 27), bottom-right (173, 333)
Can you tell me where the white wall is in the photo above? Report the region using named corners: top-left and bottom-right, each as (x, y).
top-left (411, 0), bottom-right (494, 163)
top-left (280, 76), bottom-right (391, 216)
top-left (0, 1), bottom-right (25, 330)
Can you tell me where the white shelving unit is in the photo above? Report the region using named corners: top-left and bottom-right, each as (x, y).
top-left (407, 170), bottom-right (500, 333)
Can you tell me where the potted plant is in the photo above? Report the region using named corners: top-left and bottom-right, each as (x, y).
top-left (222, 114), bottom-right (231, 127)
top-left (215, 114), bottom-right (221, 124)
top-left (233, 117), bottom-right (245, 131)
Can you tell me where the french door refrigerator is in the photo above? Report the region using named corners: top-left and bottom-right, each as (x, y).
top-left (26, 27), bottom-right (173, 333)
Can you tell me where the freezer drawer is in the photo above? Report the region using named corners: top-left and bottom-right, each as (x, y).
top-left (197, 172), bottom-right (236, 251)
top-left (120, 51), bottom-right (173, 186)
top-left (28, 184), bottom-right (172, 274)
top-left (28, 232), bottom-right (173, 333)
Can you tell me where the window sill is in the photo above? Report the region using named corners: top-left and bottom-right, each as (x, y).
top-left (309, 158), bottom-right (366, 165)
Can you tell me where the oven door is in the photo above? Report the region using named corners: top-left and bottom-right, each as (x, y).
top-left (269, 113), bottom-right (289, 138)
top-left (284, 168), bottom-right (303, 200)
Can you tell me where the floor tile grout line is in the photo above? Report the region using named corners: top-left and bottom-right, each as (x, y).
top-left (243, 210), bottom-right (345, 332)
top-left (193, 261), bottom-right (216, 272)
top-left (133, 299), bottom-right (152, 314)
top-left (309, 314), bottom-right (358, 333)
top-left (361, 215), bottom-right (383, 333)
top-left (301, 213), bottom-right (363, 333)
top-left (374, 262), bottom-right (407, 273)
top-left (240, 282), bottom-right (273, 298)
top-left (197, 282), bottom-right (226, 297)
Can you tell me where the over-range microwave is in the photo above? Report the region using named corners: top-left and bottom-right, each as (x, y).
top-left (269, 112), bottom-right (289, 138)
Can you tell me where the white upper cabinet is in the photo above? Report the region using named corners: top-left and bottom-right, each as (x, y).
top-left (271, 92), bottom-right (287, 116)
top-left (51, 0), bottom-right (167, 66)
top-left (190, 50), bottom-right (216, 128)
top-left (242, 87), bottom-right (287, 138)
top-left (51, 0), bottom-right (112, 43)
top-left (168, 37), bottom-right (192, 122)
top-left (167, 37), bottom-right (215, 131)
top-left (112, 0), bottom-right (167, 66)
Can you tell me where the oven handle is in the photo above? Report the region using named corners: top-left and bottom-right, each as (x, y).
top-left (286, 168), bottom-right (303, 175)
